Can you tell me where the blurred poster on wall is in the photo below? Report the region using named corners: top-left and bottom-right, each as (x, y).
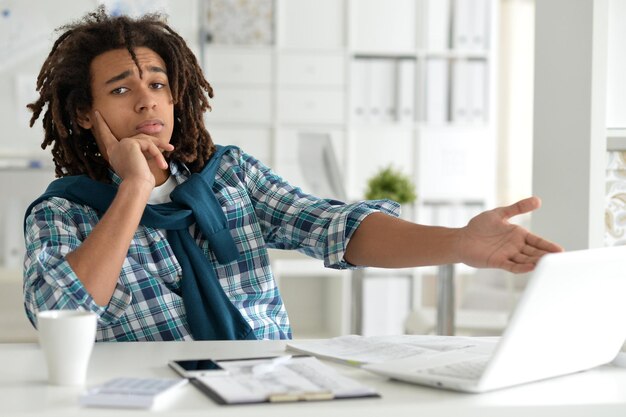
top-left (204, 0), bottom-right (273, 45)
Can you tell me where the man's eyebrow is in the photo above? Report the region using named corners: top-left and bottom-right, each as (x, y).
top-left (105, 70), bottom-right (132, 85)
top-left (104, 66), bottom-right (167, 84)
top-left (148, 66), bottom-right (167, 75)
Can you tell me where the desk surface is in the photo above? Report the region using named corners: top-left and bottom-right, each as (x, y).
top-left (2, 340), bottom-right (626, 417)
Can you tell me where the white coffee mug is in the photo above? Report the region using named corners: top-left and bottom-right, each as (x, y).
top-left (37, 310), bottom-right (98, 386)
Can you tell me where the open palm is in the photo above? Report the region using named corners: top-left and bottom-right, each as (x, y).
top-left (458, 197), bottom-right (563, 273)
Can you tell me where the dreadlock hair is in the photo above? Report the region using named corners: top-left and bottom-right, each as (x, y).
top-left (28, 6), bottom-right (216, 182)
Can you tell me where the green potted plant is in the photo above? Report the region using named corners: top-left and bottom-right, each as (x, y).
top-left (365, 165), bottom-right (417, 211)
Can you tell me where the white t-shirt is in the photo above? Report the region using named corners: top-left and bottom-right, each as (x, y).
top-left (147, 174), bottom-right (177, 205)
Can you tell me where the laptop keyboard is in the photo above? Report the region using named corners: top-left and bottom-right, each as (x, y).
top-left (422, 358), bottom-right (489, 380)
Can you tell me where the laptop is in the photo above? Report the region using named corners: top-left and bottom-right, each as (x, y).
top-left (363, 246), bottom-right (626, 393)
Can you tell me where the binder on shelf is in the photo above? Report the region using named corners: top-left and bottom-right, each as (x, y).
top-left (351, 59), bottom-right (371, 124)
top-left (451, 60), bottom-right (470, 123)
top-left (469, 60), bottom-right (487, 123)
top-left (425, 0), bottom-right (450, 50)
top-left (453, 0), bottom-right (490, 51)
top-left (425, 59), bottom-right (449, 124)
top-left (471, 0), bottom-right (490, 50)
top-left (369, 59), bottom-right (397, 123)
top-left (451, 59), bottom-right (487, 124)
top-left (396, 59), bottom-right (416, 123)
top-left (453, 0), bottom-right (472, 50)
top-left (352, 58), bottom-right (403, 124)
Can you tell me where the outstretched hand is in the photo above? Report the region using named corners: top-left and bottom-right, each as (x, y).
top-left (458, 197), bottom-right (563, 273)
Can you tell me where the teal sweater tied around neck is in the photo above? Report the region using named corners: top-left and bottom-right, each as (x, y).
top-left (25, 145), bottom-right (256, 341)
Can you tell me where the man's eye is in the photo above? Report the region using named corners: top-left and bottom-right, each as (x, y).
top-left (111, 87), bottom-right (129, 95)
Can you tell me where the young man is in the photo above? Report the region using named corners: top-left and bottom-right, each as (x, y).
top-left (24, 8), bottom-right (561, 342)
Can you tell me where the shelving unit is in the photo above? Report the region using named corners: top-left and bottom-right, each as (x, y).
top-left (200, 0), bottom-right (498, 337)
top-left (0, 163), bottom-right (54, 343)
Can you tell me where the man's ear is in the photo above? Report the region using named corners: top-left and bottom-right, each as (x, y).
top-left (76, 109), bottom-right (93, 130)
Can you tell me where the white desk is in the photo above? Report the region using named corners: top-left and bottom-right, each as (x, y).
top-left (2, 341), bottom-right (626, 416)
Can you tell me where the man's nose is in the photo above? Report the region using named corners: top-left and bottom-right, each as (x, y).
top-left (135, 89), bottom-right (157, 112)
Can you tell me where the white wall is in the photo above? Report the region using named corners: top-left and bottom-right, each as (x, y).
top-left (607, 0), bottom-right (626, 128)
top-left (496, 0), bottom-right (535, 206)
top-left (0, 0), bottom-right (198, 156)
top-left (532, 0), bottom-right (608, 250)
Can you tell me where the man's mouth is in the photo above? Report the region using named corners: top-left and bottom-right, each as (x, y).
top-left (135, 119), bottom-right (164, 135)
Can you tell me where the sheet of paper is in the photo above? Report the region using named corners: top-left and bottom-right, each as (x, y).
top-left (287, 335), bottom-right (499, 365)
top-left (195, 356), bottom-right (377, 404)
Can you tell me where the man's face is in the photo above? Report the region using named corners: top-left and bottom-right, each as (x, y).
top-left (81, 47), bottom-right (175, 152)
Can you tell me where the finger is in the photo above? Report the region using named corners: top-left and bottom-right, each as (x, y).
top-left (521, 244), bottom-right (552, 258)
top-left (521, 244), bottom-right (538, 257)
top-left (525, 233), bottom-right (564, 253)
top-left (501, 260), bottom-right (536, 274)
top-left (137, 140), bottom-right (169, 170)
top-left (510, 252), bottom-right (535, 265)
top-left (130, 133), bottom-right (174, 152)
top-left (92, 111), bottom-right (119, 149)
top-left (498, 196), bottom-right (541, 220)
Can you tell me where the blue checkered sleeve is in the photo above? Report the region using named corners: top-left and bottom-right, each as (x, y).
top-left (234, 150), bottom-right (401, 269)
top-left (23, 197), bottom-right (132, 328)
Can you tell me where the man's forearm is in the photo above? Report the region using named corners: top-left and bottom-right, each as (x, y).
top-left (66, 179), bottom-right (152, 306)
top-left (344, 212), bottom-right (462, 268)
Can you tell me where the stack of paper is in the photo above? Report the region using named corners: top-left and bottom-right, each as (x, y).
top-left (287, 334), bottom-right (498, 366)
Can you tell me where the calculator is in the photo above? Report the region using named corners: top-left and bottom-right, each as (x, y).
top-left (79, 377), bottom-right (188, 409)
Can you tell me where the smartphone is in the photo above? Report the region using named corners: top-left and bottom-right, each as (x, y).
top-left (168, 359), bottom-right (229, 378)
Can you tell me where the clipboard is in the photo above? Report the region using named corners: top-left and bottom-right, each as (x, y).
top-left (187, 355), bottom-right (380, 405)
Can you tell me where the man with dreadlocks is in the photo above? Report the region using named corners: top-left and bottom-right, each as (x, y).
top-left (23, 8), bottom-right (561, 342)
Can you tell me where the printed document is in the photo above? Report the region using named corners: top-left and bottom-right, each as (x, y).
top-left (287, 334), bottom-right (498, 366)
top-left (191, 356), bottom-right (378, 404)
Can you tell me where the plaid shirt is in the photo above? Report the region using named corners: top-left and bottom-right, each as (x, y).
top-left (24, 147), bottom-right (399, 341)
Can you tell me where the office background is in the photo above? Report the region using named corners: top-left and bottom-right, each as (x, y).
top-left (0, 0), bottom-right (621, 342)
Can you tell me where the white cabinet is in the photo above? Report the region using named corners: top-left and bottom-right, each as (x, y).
top-left (201, 0), bottom-right (498, 338)
top-left (277, 52), bottom-right (346, 125)
top-left (204, 48), bottom-right (273, 125)
top-left (277, 53), bottom-right (345, 86)
top-left (276, 0), bottom-right (345, 50)
top-left (204, 50), bottom-right (272, 85)
top-left (277, 90), bottom-right (345, 125)
top-left (206, 87), bottom-right (272, 124)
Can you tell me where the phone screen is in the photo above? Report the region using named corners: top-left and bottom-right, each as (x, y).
top-left (174, 359), bottom-right (224, 371)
